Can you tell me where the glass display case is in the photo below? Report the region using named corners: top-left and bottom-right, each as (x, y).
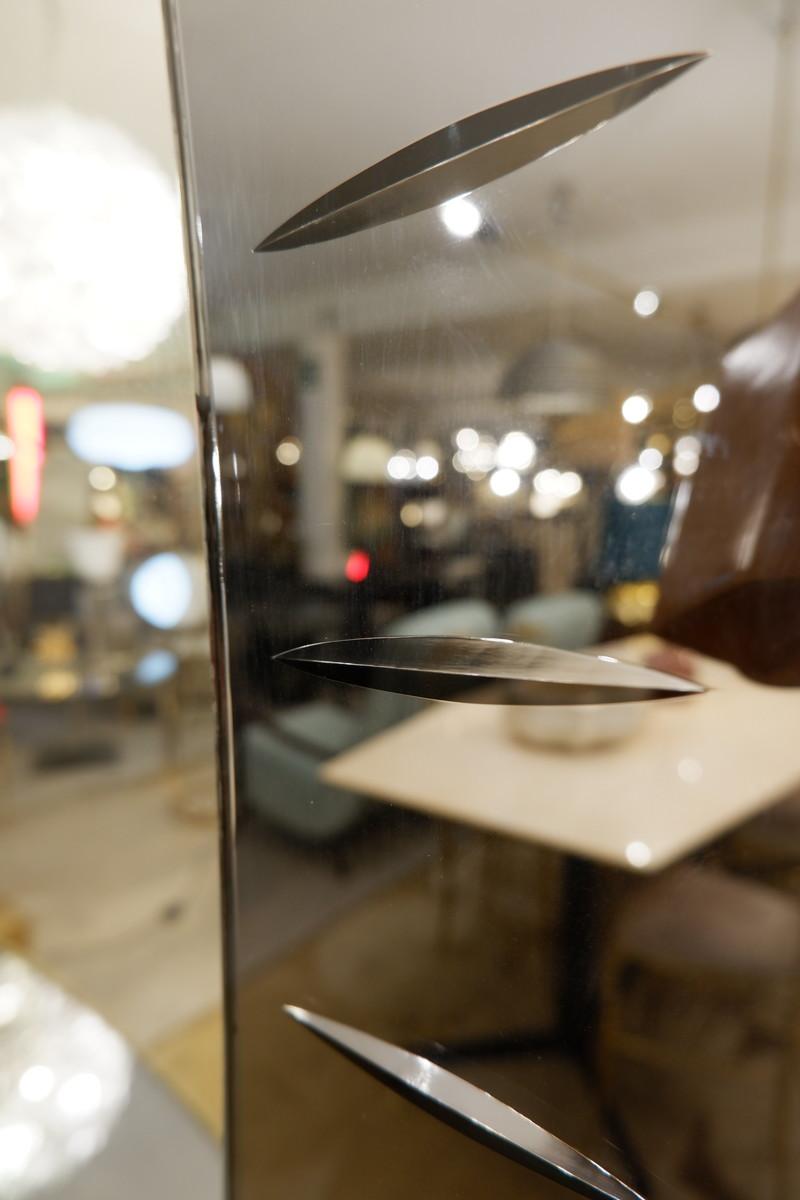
top-left (165, 2), bottom-right (800, 1197)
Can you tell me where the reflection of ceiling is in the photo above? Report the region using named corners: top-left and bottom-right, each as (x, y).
top-left (176, 0), bottom-right (800, 351)
top-left (3, 0), bottom-right (800, 405)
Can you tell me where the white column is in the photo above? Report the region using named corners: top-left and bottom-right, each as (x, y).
top-left (297, 330), bottom-right (347, 584)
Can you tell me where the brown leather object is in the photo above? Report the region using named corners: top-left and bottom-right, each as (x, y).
top-left (656, 289), bottom-right (800, 684)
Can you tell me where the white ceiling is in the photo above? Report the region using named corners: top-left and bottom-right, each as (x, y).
top-left (2, 0), bottom-right (800, 391)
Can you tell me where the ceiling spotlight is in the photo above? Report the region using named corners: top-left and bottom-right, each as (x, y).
top-left (633, 289), bottom-right (660, 318)
top-left (615, 464), bottom-right (663, 505)
top-left (440, 195), bottom-right (482, 239)
top-left (621, 394), bottom-right (652, 424)
top-left (496, 431), bottom-right (535, 472)
top-left (693, 383), bottom-right (720, 413)
top-left (415, 455), bottom-right (440, 481)
top-left (489, 467), bottom-right (521, 497)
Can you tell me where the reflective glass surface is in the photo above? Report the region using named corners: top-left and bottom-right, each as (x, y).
top-left (169, 3), bottom-right (800, 1197)
top-left (0, 4), bottom-right (222, 1198)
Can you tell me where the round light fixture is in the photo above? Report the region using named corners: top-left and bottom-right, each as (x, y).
top-left (633, 289), bottom-right (660, 318)
top-left (621, 394), bottom-right (652, 425)
top-left (129, 552), bottom-right (206, 630)
top-left (439, 195), bottom-right (482, 238)
top-left (692, 383), bottom-right (720, 413)
top-left (67, 404), bottom-right (195, 471)
top-left (0, 106), bottom-right (185, 374)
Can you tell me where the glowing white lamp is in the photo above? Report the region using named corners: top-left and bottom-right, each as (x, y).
top-left (67, 404), bottom-right (195, 471)
top-left (0, 106), bottom-right (185, 374)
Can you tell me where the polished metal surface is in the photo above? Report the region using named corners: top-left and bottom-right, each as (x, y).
top-left (276, 636), bottom-right (704, 704)
top-left (285, 1006), bottom-right (645, 1200)
top-left (256, 54), bottom-right (704, 251)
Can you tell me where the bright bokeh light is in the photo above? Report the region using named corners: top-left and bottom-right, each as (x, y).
top-left (621, 394), bottom-right (652, 425)
top-left (129, 553), bottom-right (192, 629)
top-left (133, 649), bottom-right (178, 687)
top-left (674, 434), bottom-right (701, 477)
top-left (633, 288), bottom-right (660, 318)
top-left (625, 841), bottom-right (652, 869)
top-left (57, 1073), bottom-right (103, 1121)
top-left (87, 466), bottom-right (116, 492)
top-left (638, 447), bottom-right (663, 471)
top-left (387, 450), bottom-right (416, 481)
top-left (0, 106), bottom-right (185, 373)
top-left (489, 467), bottom-right (521, 497)
top-left (415, 454), bottom-right (439, 481)
top-left (496, 431), bottom-right (535, 471)
top-left (400, 502), bottom-right (424, 528)
top-left (18, 1066), bottom-right (55, 1105)
top-left (529, 491), bottom-right (562, 519)
top-left (557, 470), bottom-right (582, 498)
top-left (344, 549), bottom-right (370, 583)
top-left (439, 195), bottom-right (482, 238)
top-left (693, 382), bottom-right (720, 413)
top-left (67, 404), bottom-right (195, 471)
top-left (455, 427), bottom-right (479, 452)
top-left (275, 437), bottom-right (302, 466)
top-left (0, 433), bottom-right (14, 461)
top-left (533, 468), bottom-right (561, 495)
top-left (615, 464), bottom-right (662, 505)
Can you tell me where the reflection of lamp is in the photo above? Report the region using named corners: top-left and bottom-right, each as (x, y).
top-left (0, 952), bottom-right (131, 1199)
top-left (129, 553), bottom-right (207, 630)
top-left (0, 106), bottom-right (185, 375)
top-left (209, 356), bottom-right (252, 413)
top-left (340, 434), bottom-right (393, 483)
top-left (66, 404), bottom-right (195, 471)
top-left (499, 336), bottom-right (609, 415)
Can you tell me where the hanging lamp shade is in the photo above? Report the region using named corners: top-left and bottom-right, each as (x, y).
top-left (499, 336), bottom-right (610, 415)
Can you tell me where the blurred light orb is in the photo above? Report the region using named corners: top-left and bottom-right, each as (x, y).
top-left (692, 382), bottom-right (720, 413)
top-left (87, 466), bottom-right (116, 492)
top-left (415, 454), bottom-right (439, 481)
top-left (615, 464), bottom-right (662, 505)
top-left (0, 106), bottom-right (185, 374)
top-left (638, 447), bottom-right (663, 471)
top-left (625, 840), bottom-right (652, 869)
top-left (533, 468), bottom-right (561, 495)
top-left (530, 491), bottom-right (562, 519)
top-left (386, 450), bottom-right (416, 481)
top-left (18, 1066), bottom-right (54, 1105)
top-left (67, 404), bottom-right (195, 471)
top-left (557, 470), bottom-right (582, 499)
top-left (496, 431), bottom-right (535, 471)
top-left (621, 394), bottom-right (652, 425)
top-left (275, 437), bottom-right (302, 466)
top-left (133, 649), bottom-right (178, 687)
top-left (633, 289), bottom-right (660, 318)
top-left (440, 195), bottom-right (482, 238)
top-left (454, 427), bottom-right (479, 452)
top-left (0, 433), bottom-right (14, 461)
top-left (489, 467), bottom-right (521, 497)
top-left (400, 502), bottom-right (424, 528)
top-left (129, 552), bottom-right (206, 630)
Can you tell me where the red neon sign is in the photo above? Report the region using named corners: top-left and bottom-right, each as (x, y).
top-left (6, 387), bottom-right (45, 526)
